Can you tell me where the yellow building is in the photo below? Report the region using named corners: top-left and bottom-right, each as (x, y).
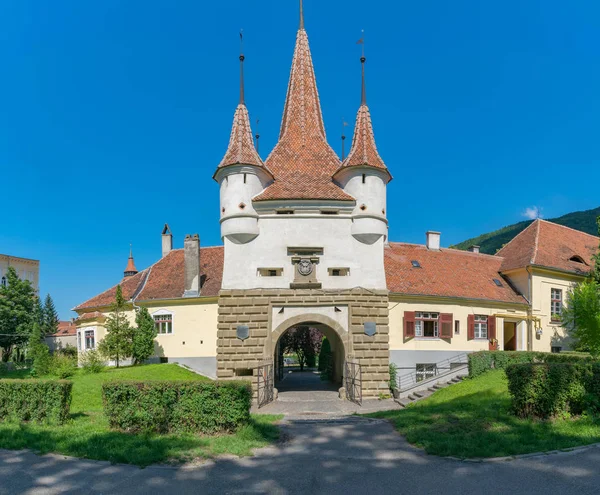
top-left (0, 254), bottom-right (39, 291)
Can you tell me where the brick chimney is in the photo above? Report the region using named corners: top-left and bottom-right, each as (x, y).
top-left (162, 224), bottom-right (173, 258)
top-left (426, 231), bottom-right (441, 251)
top-left (183, 234), bottom-right (200, 297)
top-left (468, 245), bottom-right (481, 254)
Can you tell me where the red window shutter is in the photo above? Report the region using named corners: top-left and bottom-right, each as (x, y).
top-left (404, 312), bottom-right (416, 339)
top-left (488, 316), bottom-right (497, 340)
top-left (440, 313), bottom-right (453, 339)
top-left (467, 315), bottom-right (475, 340)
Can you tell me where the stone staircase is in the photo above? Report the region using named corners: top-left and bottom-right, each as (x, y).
top-left (394, 366), bottom-right (468, 408)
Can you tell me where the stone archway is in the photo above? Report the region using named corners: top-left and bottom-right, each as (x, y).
top-left (272, 320), bottom-right (346, 395)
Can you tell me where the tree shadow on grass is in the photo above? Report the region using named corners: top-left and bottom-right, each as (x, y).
top-left (368, 387), bottom-right (600, 458)
top-left (0, 414), bottom-right (281, 468)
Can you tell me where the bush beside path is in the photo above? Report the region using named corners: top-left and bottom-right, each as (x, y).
top-left (0, 364), bottom-right (280, 467)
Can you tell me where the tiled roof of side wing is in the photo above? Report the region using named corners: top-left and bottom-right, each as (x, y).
top-left (497, 219), bottom-right (598, 275)
top-left (385, 243), bottom-right (527, 304)
top-left (74, 247), bottom-right (224, 311)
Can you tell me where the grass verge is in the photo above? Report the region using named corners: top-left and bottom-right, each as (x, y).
top-left (0, 364), bottom-right (281, 467)
top-left (367, 370), bottom-right (600, 458)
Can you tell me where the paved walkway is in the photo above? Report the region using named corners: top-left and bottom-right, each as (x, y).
top-left (251, 369), bottom-right (401, 417)
top-left (2, 417), bottom-right (600, 494)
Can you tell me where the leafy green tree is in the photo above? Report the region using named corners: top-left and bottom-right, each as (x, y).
top-left (132, 307), bottom-right (157, 365)
top-left (0, 267), bottom-right (36, 361)
top-left (280, 327), bottom-right (322, 372)
top-left (28, 322), bottom-right (51, 376)
top-left (562, 280), bottom-right (600, 358)
top-left (43, 294), bottom-right (60, 335)
top-left (98, 285), bottom-right (134, 367)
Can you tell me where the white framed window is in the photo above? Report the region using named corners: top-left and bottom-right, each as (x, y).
top-left (416, 364), bottom-right (437, 382)
top-left (153, 310), bottom-right (174, 335)
top-left (414, 312), bottom-right (439, 338)
top-left (474, 315), bottom-right (488, 339)
top-left (84, 330), bottom-right (95, 350)
top-left (551, 289), bottom-right (563, 321)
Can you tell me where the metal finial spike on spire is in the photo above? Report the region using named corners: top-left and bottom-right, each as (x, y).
top-left (357, 30), bottom-right (367, 105)
top-left (255, 118), bottom-right (260, 153)
top-left (129, 243), bottom-right (133, 258)
top-left (299, 0), bottom-right (305, 29)
top-left (239, 30), bottom-right (245, 105)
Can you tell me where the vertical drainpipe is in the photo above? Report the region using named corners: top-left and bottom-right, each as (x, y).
top-left (526, 266), bottom-right (533, 351)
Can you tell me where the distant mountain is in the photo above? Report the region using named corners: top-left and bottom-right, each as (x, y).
top-left (452, 207), bottom-right (600, 255)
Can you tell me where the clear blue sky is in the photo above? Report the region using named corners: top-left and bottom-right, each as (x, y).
top-left (1, 0), bottom-right (599, 319)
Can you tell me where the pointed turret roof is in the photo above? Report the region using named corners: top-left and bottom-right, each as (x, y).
top-left (336, 55), bottom-right (391, 181)
top-left (215, 45), bottom-right (270, 177)
top-left (124, 246), bottom-right (138, 278)
top-left (255, 2), bottom-right (353, 202)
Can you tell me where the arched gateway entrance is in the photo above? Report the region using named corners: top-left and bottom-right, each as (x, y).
top-left (216, 288), bottom-right (391, 407)
top-left (273, 321), bottom-right (346, 397)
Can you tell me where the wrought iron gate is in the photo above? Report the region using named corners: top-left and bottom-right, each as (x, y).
top-left (345, 360), bottom-right (362, 406)
top-left (256, 362), bottom-right (274, 409)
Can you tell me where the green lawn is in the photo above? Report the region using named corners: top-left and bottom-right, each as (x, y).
top-left (0, 364), bottom-right (281, 467)
top-left (368, 370), bottom-right (600, 458)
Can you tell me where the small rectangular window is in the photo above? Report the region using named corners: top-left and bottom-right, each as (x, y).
top-left (84, 330), bottom-right (95, 350)
top-left (416, 364), bottom-right (437, 382)
top-left (328, 267), bottom-right (350, 277)
top-left (276, 210), bottom-right (294, 215)
top-left (474, 315), bottom-right (488, 339)
top-left (258, 268), bottom-right (283, 277)
top-left (414, 312), bottom-right (439, 338)
top-left (411, 260), bottom-right (421, 268)
top-left (362, 174), bottom-right (366, 184)
top-left (243, 173), bottom-right (247, 184)
top-left (455, 320), bottom-right (460, 335)
top-left (320, 210), bottom-right (339, 215)
top-left (551, 289), bottom-right (563, 322)
top-left (154, 314), bottom-right (173, 334)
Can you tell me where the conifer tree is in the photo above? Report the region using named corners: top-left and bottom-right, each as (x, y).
top-left (43, 294), bottom-right (60, 335)
top-left (98, 285), bottom-right (134, 367)
top-left (0, 267), bottom-right (36, 361)
top-left (132, 307), bottom-right (157, 365)
top-left (28, 321), bottom-right (51, 376)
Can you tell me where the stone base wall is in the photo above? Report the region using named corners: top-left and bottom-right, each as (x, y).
top-left (217, 288), bottom-right (390, 399)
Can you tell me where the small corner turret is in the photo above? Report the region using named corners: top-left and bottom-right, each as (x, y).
top-left (214, 33), bottom-right (273, 245)
top-left (333, 49), bottom-right (391, 245)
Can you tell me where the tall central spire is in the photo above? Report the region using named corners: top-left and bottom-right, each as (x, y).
top-left (258, 1), bottom-right (352, 202)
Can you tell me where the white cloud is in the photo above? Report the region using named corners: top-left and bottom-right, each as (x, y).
top-left (522, 206), bottom-right (542, 220)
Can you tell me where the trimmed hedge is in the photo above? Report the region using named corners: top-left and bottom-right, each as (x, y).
top-left (468, 351), bottom-right (592, 378)
top-left (0, 379), bottom-right (73, 425)
top-left (506, 363), bottom-right (589, 419)
top-left (102, 380), bottom-right (252, 434)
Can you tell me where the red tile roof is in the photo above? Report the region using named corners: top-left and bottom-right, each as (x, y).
top-left (217, 104), bottom-right (268, 172)
top-left (76, 311), bottom-right (105, 323)
top-left (124, 255), bottom-right (138, 275)
top-left (74, 247), bottom-right (224, 311)
top-left (255, 28), bottom-right (353, 203)
top-left (385, 243), bottom-right (527, 304)
top-left (336, 104), bottom-right (390, 180)
top-left (49, 320), bottom-right (77, 336)
top-left (497, 219), bottom-right (598, 275)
